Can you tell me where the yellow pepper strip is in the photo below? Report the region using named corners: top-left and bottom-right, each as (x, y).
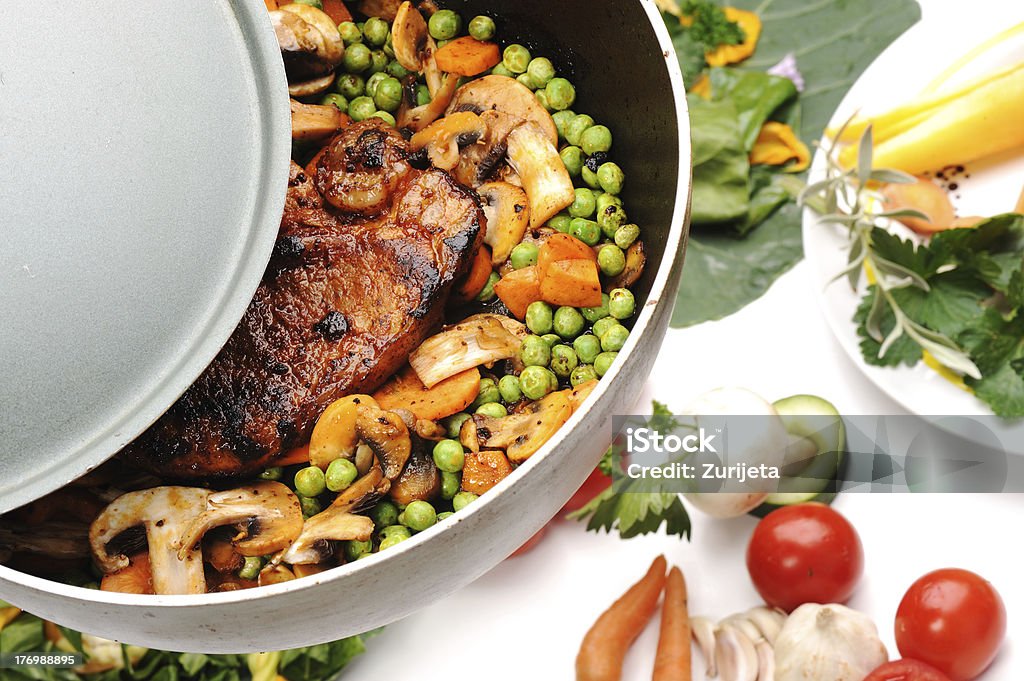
top-left (705, 8), bottom-right (761, 67)
top-left (0, 606), bottom-right (22, 630)
top-left (922, 21), bottom-right (1024, 95)
top-left (688, 72), bottom-right (712, 99)
top-left (923, 351), bottom-right (972, 392)
top-left (839, 65), bottom-right (1024, 173)
top-left (750, 122), bottom-right (810, 172)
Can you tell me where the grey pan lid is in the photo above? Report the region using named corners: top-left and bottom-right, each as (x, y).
top-left (0, 1), bottom-right (291, 512)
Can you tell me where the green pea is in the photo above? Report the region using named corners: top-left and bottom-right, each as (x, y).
top-left (560, 146), bottom-right (585, 178)
top-left (294, 466), bottom-right (326, 497)
top-left (343, 43), bottom-right (372, 73)
top-left (364, 71), bottom-right (387, 97)
top-left (545, 77), bottom-right (576, 111)
top-left (293, 0), bottom-right (323, 8)
top-left (553, 306), bottom-right (586, 339)
top-left (404, 500), bottom-right (437, 532)
top-left (600, 323), bottom-right (629, 352)
top-left (594, 351), bottom-right (619, 377)
top-left (468, 15), bottom-right (496, 41)
top-left (444, 413), bottom-right (472, 439)
top-left (387, 60), bottom-right (410, 78)
top-left (339, 21), bottom-right (363, 46)
top-left (516, 72), bottom-right (537, 90)
top-left (300, 495), bottom-right (322, 517)
top-left (476, 272), bottom-right (500, 302)
top-left (597, 162), bottom-right (625, 195)
top-left (429, 9), bottom-right (462, 40)
top-left (541, 333), bottom-right (561, 348)
top-left (498, 374), bottom-right (523, 403)
top-left (535, 89), bottom-right (552, 112)
top-left (323, 458), bottom-right (356, 492)
top-left (378, 525), bottom-right (412, 550)
top-left (436, 511), bottom-right (455, 522)
top-left (598, 245), bottom-right (626, 277)
top-left (503, 44), bottom-right (531, 74)
top-left (527, 58), bottom-right (556, 88)
top-left (433, 438), bottom-right (465, 473)
top-left (440, 471), bottom-right (461, 500)
top-left (415, 83), bottom-right (432, 106)
top-left (573, 334), bottom-right (602, 364)
top-left (550, 344), bottom-right (579, 378)
top-left (552, 110), bottom-right (576, 140)
top-left (319, 92), bottom-right (348, 113)
top-left (569, 218), bottom-right (600, 246)
top-left (436, 38), bottom-right (450, 49)
top-left (510, 242), bottom-right (539, 269)
top-left (609, 288), bottom-right (636, 320)
top-left (596, 192), bottom-right (624, 214)
top-left (565, 114), bottom-right (595, 146)
top-left (336, 73), bottom-right (365, 98)
top-left (476, 402), bottom-right (508, 418)
top-left (370, 500), bottom-right (399, 528)
top-left (581, 165), bottom-right (601, 189)
top-left (362, 16), bottom-right (390, 47)
top-left (592, 316), bottom-right (617, 338)
top-left (238, 556), bottom-right (264, 581)
top-left (348, 95), bottom-right (377, 122)
top-left (525, 301), bottom-right (554, 335)
top-left (581, 125), bottom-right (613, 155)
top-left (597, 204), bottom-right (628, 238)
top-left (368, 49), bottom-right (389, 74)
top-left (548, 213), bottom-right (573, 233)
top-left (370, 111), bottom-right (396, 127)
top-left (571, 364), bottom-right (599, 386)
top-left (520, 334), bottom-right (552, 367)
top-left (259, 466), bottom-right (283, 481)
top-left (569, 188), bottom-right (597, 218)
top-left (581, 294), bottom-right (611, 323)
top-left (452, 491), bottom-right (479, 512)
top-left (491, 62), bottom-right (515, 78)
top-left (344, 539), bottom-right (372, 561)
top-left (373, 76), bottom-right (403, 112)
top-left (471, 377), bottom-right (501, 408)
top-left (615, 223), bottom-right (640, 250)
top-left (520, 365), bottom-right (555, 400)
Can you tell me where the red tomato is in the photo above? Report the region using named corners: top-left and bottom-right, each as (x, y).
top-left (745, 502), bottom-right (863, 612)
top-left (508, 525), bottom-right (549, 559)
top-left (895, 569), bottom-right (1006, 681)
top-left (864, 660), bottom-right (952, 681)
top-left (560, 467), bottom-right (612, 516)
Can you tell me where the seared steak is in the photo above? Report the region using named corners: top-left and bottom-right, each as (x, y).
top-left (125, 120), bottom-right (483, 478)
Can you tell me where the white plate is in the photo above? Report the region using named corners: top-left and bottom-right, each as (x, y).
top-left (803, 3), bottom-right (1024, 431)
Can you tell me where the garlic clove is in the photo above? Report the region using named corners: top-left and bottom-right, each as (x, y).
top-left (755, 640), bottom-right (775, 681)
top-left (691, 616), bottom-right (719, 678)
top-left (716, 624), bottom-right (760, 681)
top-left (722, 614), bottom-right (765, 644)
top-left (745, 606), bottom-right (787, 645)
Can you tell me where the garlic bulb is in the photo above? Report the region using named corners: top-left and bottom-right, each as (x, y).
top-left (774, 603), bottom-right (888, 681)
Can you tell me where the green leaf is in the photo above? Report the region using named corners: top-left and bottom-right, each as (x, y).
top-left (854, 286), bottom-right (922, 367)
top-left (178, 652), bottom-right (209, 676)
top-left (733, 166), bottom-right (793, 235)
top-left (673, 200), bottom-right (803, 326)
top-left (688, 95), bottom-right (751, 224)
top-left (661, 11), bottom-right (708, 86)
top-left (707, 67), bottom-right (797, 151)
top-left (0, 613), bottom-right (46, 653)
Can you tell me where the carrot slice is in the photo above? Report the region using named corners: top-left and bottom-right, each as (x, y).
top-left (277, 444), bottom-right (311, 467)
top-left (452, 245), bottom-right (493, 304)
top-left (321, 0), bottom-right (353, 24)
top-left (653, 566), bottom-right (692, 681)
top-left (264, 0), bottom-right (278, 10)
top-left (461, 449), bottom-right (513, 494)
top-left (576, 555), bottom-right (668, 681)
top-left (537, 233), bottom-right (598, 283)
top-left (101, 554), bottom-right (155, 595)
top-left (435, 36), bottom-right (502, 76)
top-left (374, 365), bottom-right (481, 420)
top-left (540, 259), bottom-right (603, 308)
top-left (494, 265), bottom-right (543, 319)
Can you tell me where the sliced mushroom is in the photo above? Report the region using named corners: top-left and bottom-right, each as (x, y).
top-left (272, 5), bottom-right (344, 83)
top-left (291, 98), bottom-right (348, 142)
top-left (410, 111), bottom-right (487, 171)
top-left (446, 75), bottom-right (558, 145)
top-left (397, 71), bottom-right (459, 132)
top-left (392, 1), bottom-right (442, 97)
top-left (605, 240), bottom-right (646, 291)
top-left (478, 181), bottom-right (530, 264)
top-left (356, 405), bottom-right (412, 480)
top-left (177, 482), bottom-right (304, 560)
top-left (409, 315), bottom-right (522, 388)
top-left (506, 122), bottom-right (576, 229)
top-left (289, 72), bottom-right (336, 98)
top-left (359, 0), bottom-right (403, 21)
top-left (89, 487), bottom-right (210, 595)
top-left (308, 394), bottom-right (380, 469)
top-left (390, 436), bottom-right (441, 505)
top-left (453, 110), bottom-right (523, 188)
top-left (460, 391), bottom-right (573, 462)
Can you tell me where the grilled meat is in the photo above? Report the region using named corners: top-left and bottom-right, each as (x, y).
top-left (124, 120), bottom-right (484, 478)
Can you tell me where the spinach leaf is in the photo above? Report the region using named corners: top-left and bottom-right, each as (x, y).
top-left (688, 95), bottom-right (750, 224)
top-left (707, 68), bottom-right (797, 151)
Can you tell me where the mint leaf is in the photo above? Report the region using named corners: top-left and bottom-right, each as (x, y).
top-left (854, 286), bottom-right (922, 367)
top-left (958, 310), bottom-right (1024, 417)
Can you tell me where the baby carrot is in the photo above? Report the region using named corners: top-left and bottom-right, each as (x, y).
top-left (576, 555), bottom-right (668, 681)
top-left (652, 566), bottom-right (691, 681)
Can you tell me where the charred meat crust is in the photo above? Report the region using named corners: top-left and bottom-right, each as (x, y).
top-left (123, 121), bottom-right (483, 479)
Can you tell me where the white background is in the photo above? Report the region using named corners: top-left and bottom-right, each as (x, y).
top-left (350, 1), bottom-right (1024, 678)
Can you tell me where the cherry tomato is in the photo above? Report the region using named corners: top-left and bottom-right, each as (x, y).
top-left (864, 660), bottom-right (952, 681)
top-left (560, 467), bottom-right (612, 516)
top-left (745, 502), bottom-right (863, 612)
top-left (507, 525), bottom-right (549, 559)
top-left (895, 569), bottom-right (1006, 681)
